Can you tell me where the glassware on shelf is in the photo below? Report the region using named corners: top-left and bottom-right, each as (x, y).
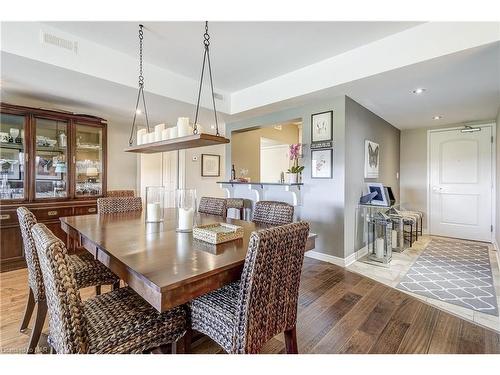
top-left (1, 113), bottom-right (26, 201)
top-left (75, 124), bottom-right (103, 197)
top-left (35, 118), bottom-right (68, 199)
top-left (146, 186), bottom-right (165, 223)
top-left (176, 189), bottom-right (197, 232)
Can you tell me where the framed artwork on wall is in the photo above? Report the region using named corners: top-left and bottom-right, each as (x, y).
top-left (311, 110), bottom-right (333, 143)
top-left (201, 154), bottom-right (221, 177)
top-left (364, 140), bottom-right (379, 178)
top-left (311, 149), bottom-right (333, 179)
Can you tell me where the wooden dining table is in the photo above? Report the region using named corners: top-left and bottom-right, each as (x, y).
top-left (60, 208), bottom-right (317, 312)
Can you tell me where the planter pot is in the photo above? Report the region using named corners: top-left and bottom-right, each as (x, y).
top-left (287, 173), bottom-right (298, 184)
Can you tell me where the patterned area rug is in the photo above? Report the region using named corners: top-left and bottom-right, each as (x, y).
top-left (397, 238), bottom-right (498, 316)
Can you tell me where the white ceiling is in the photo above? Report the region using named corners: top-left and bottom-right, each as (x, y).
top-left (1, 22), bottom-right (498, 130)
top-left (0, 52), bottom-right (226, 128)
top-left (46, 21), bottom-right (421, 92)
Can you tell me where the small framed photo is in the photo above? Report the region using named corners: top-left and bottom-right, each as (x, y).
top-left (35, 151), bottom-right (62, 180)
top-left (311, 149), bottom-right (333, 179)
top-left (311, 110), bottom-right (333, 143)
top-left (366, 182), bottom-right (389, 206)
top-left (364, 140), bottom-right (379, 178)
top-left (201, 154), bottom-right (220, 177)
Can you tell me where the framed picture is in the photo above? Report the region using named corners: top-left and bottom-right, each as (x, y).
top-left (311, 111), bottom-right (333, 143)
top-left (366, 182), bottom-right (389, 206)
top-left (201, 154), bottom-right (220, 177)
top-left (35, 151), bottom-right (62, 180)
top-left (311, 149), bottom-right (333, 179)
top-left (364, 140), bottom-right (379, 178)
top-left (0, 148), bottom-right (21, 180)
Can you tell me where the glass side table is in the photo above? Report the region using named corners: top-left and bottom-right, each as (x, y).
top-left (356, 204), bottom-right (402, 266)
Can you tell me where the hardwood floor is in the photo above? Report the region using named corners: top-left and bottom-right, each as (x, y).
top-left (1, 257), bottom-right (499, 354)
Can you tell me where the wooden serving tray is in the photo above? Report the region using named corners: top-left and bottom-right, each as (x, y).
top-left (193, 223), bottom-right (244, 244)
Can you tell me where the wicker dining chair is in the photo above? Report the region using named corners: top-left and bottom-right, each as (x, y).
top-left (187, 221), bottom-right (310, 354)
top-left (31, 223), bottom-right (187, 354)
top-left (198, 196), bottom-right (227, 217)
top-left (97, 196), bottom-right (142, 214)
top-left (16, 207), bottom-right (119, 354)
top-left (226, 198), bottom-right (245, 220)
top-left (106, 190), bottom-right (135, 197)
top-left (252, 200), bottom-right (294, 226)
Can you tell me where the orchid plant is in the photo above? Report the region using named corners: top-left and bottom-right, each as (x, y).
top-left (287, 143), bottom-right (304, 174)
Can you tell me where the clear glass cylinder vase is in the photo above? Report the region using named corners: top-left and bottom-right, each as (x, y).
top-left (146, 186), bottom-right (165, 223)
top-left (176, 189), bottom-right (197, 232)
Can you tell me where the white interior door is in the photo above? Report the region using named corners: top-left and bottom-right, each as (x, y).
top-left (429, 125), bottom-right (493, 241)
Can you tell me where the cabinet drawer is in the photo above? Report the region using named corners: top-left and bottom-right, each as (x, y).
top-left (0, 210), bottom-right (18, 226)
top-left (31, 207), bottom-right (73, 221)
top-left (74, 206), bottom-right (98, 216)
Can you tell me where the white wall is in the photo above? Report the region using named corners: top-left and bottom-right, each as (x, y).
top-left (107, 121), bottom-right (138, 191)
top-left (185, 145), bottom-right (226, 199)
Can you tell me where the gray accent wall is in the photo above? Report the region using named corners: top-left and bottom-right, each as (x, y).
top-left (225, 97), bottom-right (346, 258)
top-left (225, 96), bottom-right (401, 259)
top-left (344, 97), bottom-right (401, 257)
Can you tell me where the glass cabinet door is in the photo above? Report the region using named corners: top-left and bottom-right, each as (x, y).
top-left (75, 124), bottom-right (103, 197)
top-left (34, 118), bottom-right (69, 199)
top-left (0, 113), bottom-right (27, 200)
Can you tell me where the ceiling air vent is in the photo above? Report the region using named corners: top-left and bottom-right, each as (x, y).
top-left (213, 92), bottom-right (224, 101)
top-left (40, 30), bottom-right (78, 54)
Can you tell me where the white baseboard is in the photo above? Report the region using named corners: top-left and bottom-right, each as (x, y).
top-left (305, 246), bottom-right (368, 268)
top-left (305, 250), bottom-right (345, 267)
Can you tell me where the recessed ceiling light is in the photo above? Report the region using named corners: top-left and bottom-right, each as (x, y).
top-left (135, 109), bottom-right (142, 115)
top-left (433, 115), bottom-right (443, 120)
top-left (412, 88), bottom-right (426, 95)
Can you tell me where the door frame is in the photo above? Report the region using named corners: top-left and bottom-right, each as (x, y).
top-left (426, 123), bottom-right (496, 242)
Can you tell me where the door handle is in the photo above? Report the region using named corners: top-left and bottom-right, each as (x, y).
top-left (432, 186), bottom-right (444, 193)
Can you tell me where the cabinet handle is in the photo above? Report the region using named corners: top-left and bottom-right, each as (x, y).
top-left (0, 214), bottom-right (11, 220)
top-left (88, 207), bottom-right (96, 213)
top-left (47, 210), bottom-right (58, 216)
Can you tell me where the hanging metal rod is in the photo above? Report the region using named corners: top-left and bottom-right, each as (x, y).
top-left (193, 21), bottom-right (220, 137)
top-left (129, 24), bottom-right (151, 146)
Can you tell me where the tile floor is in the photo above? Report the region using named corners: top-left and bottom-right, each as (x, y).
top-left (347, 235), bottom-right (500, 333)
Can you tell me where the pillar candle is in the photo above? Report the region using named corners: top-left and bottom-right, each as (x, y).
top-left (178, 207), bottom-right (194, 231)
top-left (148, 132), bottom-right (155, 143)
top-left (177, 117), bottom-right (190, 137)
top-left (142, 133), bottom-right (149, 144)
top-left (375, 238), bottom-right (385, 258)
top-left (147, 203), bottom-right (161, 222)
top-left (161, 129), bottom-right (169, 141)
top-left (391, 230), bottom-right (398, 249)
top-left (168, 127), bottom-right (178, 139)
top-left (137, 129), bottom-right (147, 145)
top-left (154, 131), bottom-right (162, 142)
top-left (154, 123), bottom-right (165, 133)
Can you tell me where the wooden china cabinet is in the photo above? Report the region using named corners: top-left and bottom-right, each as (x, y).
top-left (0, 103), bottom-right (108, 272)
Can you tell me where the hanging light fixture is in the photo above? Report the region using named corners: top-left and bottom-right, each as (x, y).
top-left (128, 24), bottom-right (151, 146)
top-left (125, 21), bottom-right (229, 154)
top-left (192, 21), bottom-right (220, 137)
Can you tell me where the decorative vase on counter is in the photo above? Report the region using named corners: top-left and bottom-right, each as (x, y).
top-left (287, 173), bottom-right (298, 184)
top-left (176, 189), bottom-right (197, 232)
top-left (146, 186), bottom-right (165, 223)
